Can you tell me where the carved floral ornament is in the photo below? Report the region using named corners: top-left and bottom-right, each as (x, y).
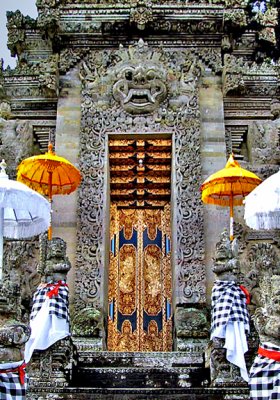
top-left (130, 0), bottom-right (154, 30)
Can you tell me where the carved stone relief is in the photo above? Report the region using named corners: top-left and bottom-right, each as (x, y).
top-left (0, 102), bottom-right (11, 120)
top-left (175, 307), bottom-right (209, 338)
top-left (130, 1), bottom-right (154, 30)
top-left (222, 54), bottom-right (279, 97)
top-left (256, 274), bottom-right (280, 346)
top-left (26, 237), bottom-right (75, 390)
top-left (252, 6), bottom-right (278, 45)
top-left (38, 234), bottom-right (72, 282)
top-left (75, 40), bottom-right (208, 329)
top-left (247, 100), bottom-right (280, 164)
top-left (208, 231), bottom-right (255, 386)
top-left (246, 242), bottom-right (280, 305)
top-left (28, 337), bottom-right (75, 389)
top-left (0, 322), bottom-right (30, 364)
top-left (6, 10), bottom-right (27, 59)
top-left (35, 0), bottom-right (279, 46)
top-left (0, 119), bottom-right (37, 177)
top-left (241, 240), bottom-right (280, 358)
top-left (2, 240), bottom-right (40, 321)
top-left (0, 0), bottom-right (279, 397)
top-left (227, 225), bottom-right (280, 309)
top-left (0, 239), bottom-right (36, 370)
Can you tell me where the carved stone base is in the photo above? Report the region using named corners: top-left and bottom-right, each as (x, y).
top-left (175, 306), bottom-right (209, 339)
top-left (210, 338), bottom-right (247, 387)
top-left (28, 338), bottom-right (76, 389)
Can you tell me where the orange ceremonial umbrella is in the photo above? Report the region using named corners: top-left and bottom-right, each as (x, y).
top-left (201, 154), bottom-right (261, 241)
top-left (17, 143), bottom-right (81, 239)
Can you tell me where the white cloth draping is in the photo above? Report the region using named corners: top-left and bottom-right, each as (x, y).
top-left (24, 297), bottom-right (70, 364)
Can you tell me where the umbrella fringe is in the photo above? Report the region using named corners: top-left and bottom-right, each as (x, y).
top-left (202, 183), bottom-right (259, 197)
top-left (246, 213), bottom-right (280, 230)
top-left (4, 221), bottom-right (49, 239)
top-left (202, 188), bottom-right (244, 206)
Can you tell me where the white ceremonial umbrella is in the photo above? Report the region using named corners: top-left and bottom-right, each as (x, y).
top-left (0, 160), bottom-right (51, 279)
top-left (244, 168), bottom-right (280, 230)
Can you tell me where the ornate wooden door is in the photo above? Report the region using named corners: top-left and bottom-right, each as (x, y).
top-left (108, 204), bottom-right (172, 351)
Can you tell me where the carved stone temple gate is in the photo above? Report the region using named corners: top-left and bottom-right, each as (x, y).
top-left (73, 41), bottom-right (207, 350)
top-left (1, 0), bottom-right (279, 398)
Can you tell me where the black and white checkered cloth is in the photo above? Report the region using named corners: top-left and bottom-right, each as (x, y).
top-left (30, 281), bottom-right (69, 323)
top-left (249, 343), bottom-right (280, 400)
top-left (0, 362), bottom-right (27, 400)
top-left (211, 280), bottom-right (250, 335)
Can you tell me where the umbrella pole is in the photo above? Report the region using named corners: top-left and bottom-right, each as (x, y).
top-left (230, 194), bottom-right (234, 241)
top-left (48, 172), bottom-right (53, 240)
top-left (0, 208), bottom-right (3, 280)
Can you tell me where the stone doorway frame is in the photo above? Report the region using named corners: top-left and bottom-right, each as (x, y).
top-left (73, 43), bottom-right (206, 348)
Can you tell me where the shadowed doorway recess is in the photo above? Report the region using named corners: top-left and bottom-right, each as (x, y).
top-left (108, 138), bottom-right (172, 351)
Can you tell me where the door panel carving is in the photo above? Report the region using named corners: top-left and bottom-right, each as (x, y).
top-left (108, 204), bottom-right (172, 351)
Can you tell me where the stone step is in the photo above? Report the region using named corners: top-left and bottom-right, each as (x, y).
top-left (28, 386), bottom-right (250, 400)
top-left (72, 366), bottom-right (209, 388)
top-left (71, 340), bottom-right (209, 390)
top-left (73, 338), bottom-right (205, 368)
top-left (77, 351), bottom-right (204, 368)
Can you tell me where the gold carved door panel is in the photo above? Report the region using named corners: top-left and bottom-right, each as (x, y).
top-left (108, 204), bottom-right (172, 351)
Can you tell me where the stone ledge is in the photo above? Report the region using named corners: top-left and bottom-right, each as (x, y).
top-left (27, 386), bottom-right (250, 400)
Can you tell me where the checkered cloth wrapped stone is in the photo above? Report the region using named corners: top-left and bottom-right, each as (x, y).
top-left (211, 280), bottom-right (250, 334)
top-left (30, 281), bottom-right (69, 323)
top-left (0, 361), bottom-right (27, 400)
top-left (249, 343), bottom-right (280, 400)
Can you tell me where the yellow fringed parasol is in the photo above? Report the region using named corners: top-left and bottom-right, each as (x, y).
top-left (201, 154), bottom-right (262, 240)
top-left (17, 143), bottom-right (81, 239)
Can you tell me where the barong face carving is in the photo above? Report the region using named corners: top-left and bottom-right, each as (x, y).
top-left (112, 53), bottom-right (167, 114)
